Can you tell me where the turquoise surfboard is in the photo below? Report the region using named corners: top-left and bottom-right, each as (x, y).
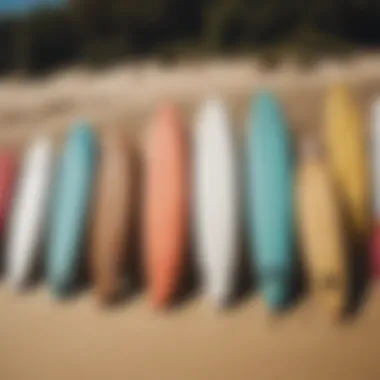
top-left (246, 90), bottom-right (294, 310)
top-left (47, 122), bottom-right (97, 296)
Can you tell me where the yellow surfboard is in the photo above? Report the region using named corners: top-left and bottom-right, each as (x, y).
top-left (296, 137), bottom-right (348, 318)
top-left (324, 85), bottom-right (370, 240)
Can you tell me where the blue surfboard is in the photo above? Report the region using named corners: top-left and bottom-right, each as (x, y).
top-left (47, 122), bottom-right (97, 296)
top-left (246, 90), bottom-right (294, 310)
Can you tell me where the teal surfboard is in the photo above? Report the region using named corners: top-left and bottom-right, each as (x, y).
top-left (246, 90), bottom-right (294, 310)
top-left (47, 122), bottom-right (97, 296)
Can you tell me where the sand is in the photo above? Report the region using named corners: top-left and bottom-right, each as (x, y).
top-left (1, 285), bottom-right (380, 380)
top-left (1, 54), bottom-right (380, 380)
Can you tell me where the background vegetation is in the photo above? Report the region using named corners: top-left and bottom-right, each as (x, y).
top-left (1, 0), bottom-right (380, 75)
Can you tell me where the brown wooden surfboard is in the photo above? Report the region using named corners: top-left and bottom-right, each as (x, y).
top-left (91, 131), bottom-right (131, 304)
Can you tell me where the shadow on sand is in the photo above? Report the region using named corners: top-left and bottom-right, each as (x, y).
top-left (345, 232), bottom-right (370, 319)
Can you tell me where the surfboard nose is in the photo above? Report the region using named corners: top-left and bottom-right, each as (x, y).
top-left (250, 89), bottom-right (285, 134)
top-left (156, 103), bottom-right (181, 125)
top-left (70, 122), bottom-right (96, 145)
top-left (329, 84), bottom-right (347, 99)
top-left (252, 89), bottom-right (279, 111)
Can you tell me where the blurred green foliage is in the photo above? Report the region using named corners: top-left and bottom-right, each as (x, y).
top-left (1, 0), bottom-right (380, 75)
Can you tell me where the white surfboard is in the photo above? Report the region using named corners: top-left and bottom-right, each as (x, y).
top-left (193, 99), bottom-right (239, 307)
top-left (6, 136), bottom-right (54, 289)
top-left (371, 99), bottom-right (380, 219)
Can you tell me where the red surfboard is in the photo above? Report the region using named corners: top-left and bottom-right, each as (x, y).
top-left (143, 104), bottom-right (188, 309)
top-left (0, 152), bottom-right (18, 235)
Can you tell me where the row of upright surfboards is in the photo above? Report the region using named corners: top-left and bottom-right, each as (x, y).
top-left (0, 85), bottom-right (375, 317)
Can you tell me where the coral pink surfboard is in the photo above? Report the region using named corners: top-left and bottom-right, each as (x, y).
top-left (0, 152), bottom-right (18, 235)
top-left (143, 104), bottom-right (188, 309)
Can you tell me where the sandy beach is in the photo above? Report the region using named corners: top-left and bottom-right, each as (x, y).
top-left (1, 284), bottom-right (380, 380)
top-left (1, 55), bottom-right (380, 379)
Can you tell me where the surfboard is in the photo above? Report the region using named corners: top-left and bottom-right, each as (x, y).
top-left (0, 151), bottom-right (18, 236)
top-left (47, 123), bottom-right (97, 297)
top-left (296, 136), bottom-right (348, 318)
top-left (143, 104), bottom-right (188, 309)
top-left (246, 90), bottom-right (294, 311)
top-left (371, 99), bottom-right (380, 221)
top-left (370, 99), bottom-right (380, 279)
top-left (324, 85), bottom-right (370, 240)
top-left (90, 131), bottom-right (131, 304)
top-left (6, 137), bottom-right (53, 289)
top-left (193, 99), bottom-right (239, 307)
